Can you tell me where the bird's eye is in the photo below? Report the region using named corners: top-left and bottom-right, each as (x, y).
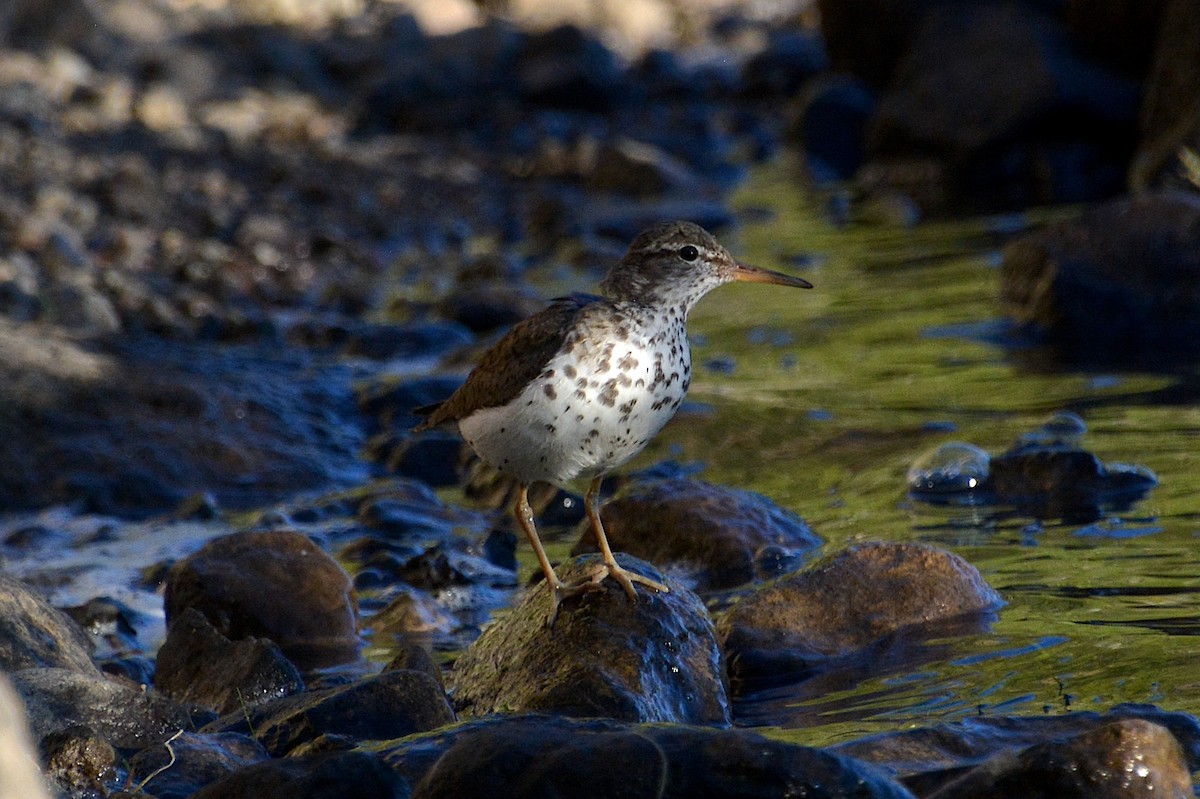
top-left (678, 245), bottom-right (699, 262)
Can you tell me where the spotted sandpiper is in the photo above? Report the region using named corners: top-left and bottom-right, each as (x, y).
top-left (416, 220), bottom-right (812, 618)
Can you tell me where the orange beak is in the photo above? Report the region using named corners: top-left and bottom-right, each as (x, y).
top-left (729, 262), bottom-right (813, 289)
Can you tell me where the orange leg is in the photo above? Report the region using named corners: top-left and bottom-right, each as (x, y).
top-left (514, 483), bottom-right (601, 624)
top-left (579, 475), bottom-right (669, 600)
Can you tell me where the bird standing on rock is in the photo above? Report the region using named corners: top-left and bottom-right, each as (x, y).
top-left (415, 220), bottom-right (812, 619)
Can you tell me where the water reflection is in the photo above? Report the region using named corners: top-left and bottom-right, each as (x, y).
top-left (659, 166), bottom-right (1200, 745)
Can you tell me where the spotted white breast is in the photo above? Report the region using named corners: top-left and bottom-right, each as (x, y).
top-left (457, 303), bottom-right (691, 487)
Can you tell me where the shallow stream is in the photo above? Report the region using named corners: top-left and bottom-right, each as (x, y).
top-left (535, 165), bottom-right (1200, 748)
top-left (4, 161), bottom-right (1199, 756)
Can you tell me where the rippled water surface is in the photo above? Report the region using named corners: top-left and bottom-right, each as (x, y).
top-left (535, 166), bottom-right (1200, 747)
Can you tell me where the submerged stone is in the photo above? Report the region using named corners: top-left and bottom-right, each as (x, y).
top-left (719, 541), bottom-right (1003, 689)
top-left (908, 412), bottom-right (1157, 521)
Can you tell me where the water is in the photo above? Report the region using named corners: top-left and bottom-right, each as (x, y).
top-left (536, 164), bottom-right (1200, 747)
top-left (4, 159), bottom-right (1199, 755)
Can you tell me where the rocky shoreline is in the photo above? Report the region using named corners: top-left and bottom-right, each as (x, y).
top-left (1, 0), bottom-right (1199, 797)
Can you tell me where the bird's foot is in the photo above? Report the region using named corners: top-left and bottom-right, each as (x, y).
top-left (546, 579), bottom-right (603, 627)
top-left (582, 561), bottom-right (670, 601)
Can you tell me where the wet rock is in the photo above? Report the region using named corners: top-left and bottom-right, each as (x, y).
top-left (0, 574), bottom-right (97, 674)
top-left (585, 138), bottom-right (709, 197)
top-left (1130, 0), bottom-right (1200, 191)
top-left (382, 430), bottom-right (464, 487)
top-left (357, 374), bottom-right (463, 433)
top-left (739, 29), bottom-right (827, 98)
top-left (817, 0), bottom-right (936, 88)
top-left (341, 320), bottom-right (474, 361)
top-left (384, 714), bottom-right (914, 799)
top-left (834, 704), bottom-right (1200, 798)
top-left (384, 642), bottom-right (446, 691)
top-left (0, 674), bottom-right (52, 799)
top-left (871, 3), bottom-right (1137, 211)
top-left (12, 667), bottom-right (202, 750)
top-left (61, 595), bottom-right (144, 661)
top-left (164, 530), bottom-right (360, 672)
top-left (450, 554), bottom-right (728, 724)
top-left (126, 731), bottom-right (269, 799)
top-left (368, 588), bottom-right (457, 638)
top-left (791, 74), bottom-right (876, 182)
top-left (987, 443), bottom-right (1156, 522)
top-left (436, 283), bottom-right (544, 334)
top-left (0, 329), bottom-right (366, 517)
top-left (572, 478), bottom-right (821, 592)
top-left (1064, 0), bottom-right (1166, 78)
top-left (718, 542), bottom-right (1003, 688)
top-left (908, 413), bottom-right (1157, 521)
top-left (1000, 192), bottom-right (1200, 364)
top-left (40, 725), bottom-right (117, 798)
top-left (514, 25), bottom-right (624, 111)
top-left (155, 607), bottom-right (305, 715)
top-left (203, 670), bottom-right (454, 757)
top-left (923, 719), bottom-right (1191, 799)
top-left (189, 749), bottom-right (404, 799)
top-left (818, 0), bottom-right (1139, 212)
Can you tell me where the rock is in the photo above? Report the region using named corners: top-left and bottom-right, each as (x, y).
top-left (987, 443), bottom-right (1156, 522)
top-left (155, 607), bottom-right (305, 715)
top-left (39, 725), bottom-right (117, 798)
top-left (164, 530), bottom-right (360, 672)
top-left (514, 25), bottom-right (624, 111)
top-left (204, 670), bottom-right (454, 757)
top-left (382, 430), bottom-right (464, 487)
top-left (341, 321), bottom-right (475, 361)
top-left (907, 412), bottom-right (1157, 521)
top-left (436, 283), bottom-right (544, 334)
top-left (450, 554), bottom-right (728, 724)
top-left (356, 375), bottom-right (463, 433)
top-left (832, 703), bottom-right (1200, 790)
top-left (126, 731), bottom-right (270, 799)
top-left (718, 542), bottom-right (1003, 688)
top-left (572, 478), bottom-right (821, 592)
top-left (864, 2), bottom-right (1138, 212)
top-left (1064, 0), bottom-right (1166, 77)
top-left (1130, 0), bottom-right (1200, 190)
top-left (0, 328), bottom-right (366, 517)
top-left (584, 138), bottom-right (709, 197)
top-left (11, 667), bottom-right (202, 750)
top-left (384, 714), bottom-right (914, 799)
top-left (790, 74), bottom-right (876, 182)
top-left (1000, 191), bottom-right (1200, 364)
top-left (189, 750), bottom-right (405, 799)
top-left (921, 719), bottom-right (1192, 799)
top-left (383, 642), bottom-right (446, 692)
top-left (0, 674), bottom-right (52, 799)
top-left (817, 0), bottom-right (938, 88)
top-left (739, 29), bottom-right (828, 97)
top-left (0, 574), bottom-right (97, 674)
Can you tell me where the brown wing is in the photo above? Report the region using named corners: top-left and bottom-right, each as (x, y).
top-left (413, 294), bottom-right (600, 430)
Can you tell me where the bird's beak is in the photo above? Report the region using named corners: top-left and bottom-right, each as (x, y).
top-left (729, 262), bottom-right (813, 289)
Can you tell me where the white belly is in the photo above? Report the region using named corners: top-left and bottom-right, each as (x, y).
top-left (458, 317), bottom-right (691, 487)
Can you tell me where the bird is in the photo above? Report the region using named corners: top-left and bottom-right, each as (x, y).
top-left (415, 220), bottom-right (812, 619)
